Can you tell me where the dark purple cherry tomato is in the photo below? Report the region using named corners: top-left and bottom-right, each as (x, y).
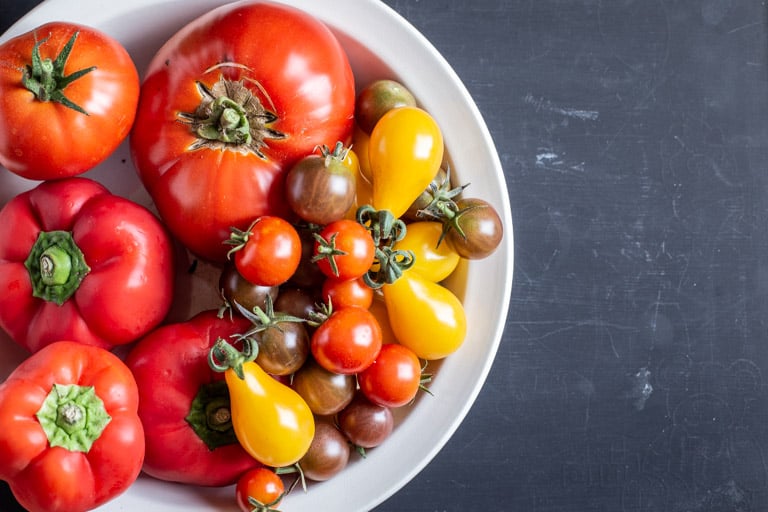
top-left (298, 421), bottom-right (350, 481)
top-left (337, 393), bottom-right (394, 449)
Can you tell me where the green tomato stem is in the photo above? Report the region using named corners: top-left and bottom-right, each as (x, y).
top-left (208, 337), bottom-right (258, 380)
top-left (22, 31), bottom-right (96, 115)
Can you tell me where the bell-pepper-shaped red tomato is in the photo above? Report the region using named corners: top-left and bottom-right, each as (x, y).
top-left (0, 177), bottom-right (174, 353)
top-left (125, 310), bottom-right (261, 486)
top-left (0, 340), bottom-right (145, 512)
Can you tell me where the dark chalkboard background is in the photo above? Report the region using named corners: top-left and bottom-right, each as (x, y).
top-left (2, 1), bottom-right (768, 511)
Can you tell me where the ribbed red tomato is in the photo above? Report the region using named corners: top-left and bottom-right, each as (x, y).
top-left (130, 1), bottom-right (355, 263)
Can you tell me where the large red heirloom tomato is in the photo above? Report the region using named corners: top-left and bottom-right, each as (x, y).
top-left (130, 1), bottom-right (356, 263)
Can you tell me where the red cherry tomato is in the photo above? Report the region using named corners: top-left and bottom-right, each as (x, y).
top-left (229, 216), bottom-right (301, 287)
top-left (313, 219), bottom-right (375, 280)
top-left (358, 343), bottom-right (423, 408)
top-left (235, 467), bottom-right (285, 512)
top-left (321, 276), bottom-right (374, 310)
top-left (311, 306), bottom-right (382, 374)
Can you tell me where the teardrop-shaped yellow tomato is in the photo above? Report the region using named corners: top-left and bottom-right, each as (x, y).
top-left (369, 106), bottom-right (444, 218)
top-left (226, 360), bottom-right (315, 467)
top-left (382, 269), bottom-right (466, 360)
top-left (394, 221), bottom-right (460, 282)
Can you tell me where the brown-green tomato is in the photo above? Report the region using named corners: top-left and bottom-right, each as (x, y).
top-left (356, 79), bottom-right (417, 134)
top-left (219, 264), bottom-right (278, 313)
top-left (337, 392), bottom-right (394, 449)
top-left (292, 358), bottom-right (355, 416)
top-left (445, 197), bottom-right (504, 260)
top-left (297, 420), bottom-right (350, 481)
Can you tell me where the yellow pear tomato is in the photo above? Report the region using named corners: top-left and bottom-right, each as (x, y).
top-left (368, 106), bottom-right (444, 218)
top-left (209, 338), bottom-right (315, 467)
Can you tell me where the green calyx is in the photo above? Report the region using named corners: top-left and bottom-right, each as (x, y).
top-left (185, 380), bottom-right (239, 451)
top-left (355, 205), bottom-right (415, 289)
top-left (36, 383), bottom-right (111, 453)
top-left (179, 77), bottom-right (286, 157)
top-left (234, 295), bottom-right (305, 339)
top-left (208, 337), bottom-right (258, 380)
top-left (25, 230), bottom-right (90, 305)
top-left (22, 31), bottom-right (96, 115)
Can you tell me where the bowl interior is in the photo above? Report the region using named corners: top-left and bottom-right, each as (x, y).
top-left (0, 1), bottom-right (513, 510)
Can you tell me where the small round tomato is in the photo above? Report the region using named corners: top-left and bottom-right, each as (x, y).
top-left (285, 142), bottom-right (358, 225)
top-left (313, 219), bottom-right (375, 280)
top-left (311, 306), bottom-right (382, 374)
top-left (292, 358), bottom-right (355, 416)
top-left (355, 79), bottom-right (417, 134)
top-left (228, 216), bottom-right (301, 286)
top-left (321, 276), bottom-right (374, 310)
top-left (445, 197), bottom-right (504, 260)
top-left (297, 421), bottom-right (350, 482)
top-left (235, 467), bottom-right (285, 512)
top-left (359, 343), bottom-right (422, 408)
top-left (337, 393), bottom-right (394, 449)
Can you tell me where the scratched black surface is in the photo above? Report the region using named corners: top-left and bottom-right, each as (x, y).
top-left (2, 1), bottom-right (768, 511)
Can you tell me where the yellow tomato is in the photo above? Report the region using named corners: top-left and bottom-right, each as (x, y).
top-left (394, 221), bottom-right (460, 282)
top-left (382, 269), bottom-right (466, 360)
top-left (353, 124), bottom-right (373, 183)
top-left (368, 106), bottom-right (444, 218)
top-left (211, 339), bottom-right (315, 467)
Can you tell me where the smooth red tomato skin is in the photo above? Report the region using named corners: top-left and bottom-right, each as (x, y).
top-left (0, 22), bottom-right (139, 179)
top-left (234, 216), bottom-right (302, 287)
top-left (311, 306), bottom-right (382, 375)
top-left (322, 276), bottom-right (374, 310)
top-left (235, 468), bottom-right (285, 512)
top-left (126, 311), bottom-right (261, 486)
top-left (0, 341), bottom-right (144, 512)
top-left (359, 343), bottom-right (422, 408)
top-left (131, 2), bottom-right (355, 263)
top-left (0, 178), bottom-right (175, 353)
top-left (314, 220), bottom-right (376, 280)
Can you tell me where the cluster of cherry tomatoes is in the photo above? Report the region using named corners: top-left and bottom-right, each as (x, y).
top-left (220, 77), bottom-right (502, 510)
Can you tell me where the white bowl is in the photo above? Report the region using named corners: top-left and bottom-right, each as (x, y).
top-left (0, 1), bottom-right (514, 510)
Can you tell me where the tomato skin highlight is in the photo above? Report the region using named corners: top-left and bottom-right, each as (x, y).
top-left (0, 22), bottom-right (139, 179)
top-left (0, 341), bottom-right (144, 512)
top-left (383, 269), bottom-right (467, 360)
top-left (130, 1), bottom-right (355, 263)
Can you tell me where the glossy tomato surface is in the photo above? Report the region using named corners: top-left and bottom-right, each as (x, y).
top-left (130, 1), bottom-right (355, 262)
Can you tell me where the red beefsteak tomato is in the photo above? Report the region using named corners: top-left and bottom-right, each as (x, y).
top-left (0, 22), bottom-right (139, 179)
top-left (130, 1), bottom-right (355, 263)
top-left (0, 177), bottom-right (175, 353)
top-left (126, 310), bottom-right (261, 486)
top-left (0, 341), bottom-right (144, 512)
